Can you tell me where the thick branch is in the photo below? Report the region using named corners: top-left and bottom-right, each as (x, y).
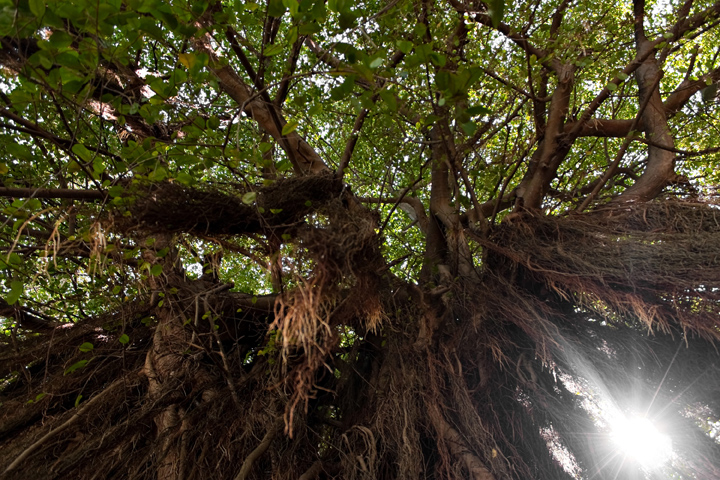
top-left (619, 0), bottom-right (677, 201)
top-left (516, 63), bottom-right (575, 209)
top-left (578, 73), bottom-right (662, 211)
top-left (664, 65), bottom-right (720, 116)
top-left (193, 27), bottom-right (327, 175)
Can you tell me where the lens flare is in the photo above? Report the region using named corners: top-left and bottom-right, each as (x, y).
top-left (611, 416), bottom-right (673, 467)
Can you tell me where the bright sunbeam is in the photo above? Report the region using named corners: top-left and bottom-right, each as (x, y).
top-left (611, 416), bottom-right (673, 467)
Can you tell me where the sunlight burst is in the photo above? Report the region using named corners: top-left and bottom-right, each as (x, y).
top-left (611, 416), bottom-right (673, 467)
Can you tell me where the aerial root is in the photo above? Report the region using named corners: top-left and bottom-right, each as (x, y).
top-left (427, 405), bottom-right (496, 480)
top-left (234, 418), bottom-right (284, 480)
top-left (3, 373), bottom-right (138, 475)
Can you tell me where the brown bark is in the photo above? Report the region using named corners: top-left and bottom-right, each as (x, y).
top-left (515, 63), bottom-right (575, 210)
top-left (196, 45), bottom-right (327, 175)
top-left (618, 0), bottom-right (677, 201)
top-left (140, 235), bottom-right (188, 480)
top-left (420, 126), bottom-right (475, 283)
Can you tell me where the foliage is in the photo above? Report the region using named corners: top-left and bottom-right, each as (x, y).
top-left (1, 0), bottom-right (720, 478)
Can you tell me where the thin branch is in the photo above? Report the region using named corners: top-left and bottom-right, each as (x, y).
top-left (0, 187), bottom-right (105, 200)
top-left (576, 72), bottom-right (662, 211)
top-left (0, 109), bottom-right (121, 161)
top-left (275, 34), bottom-right (306, 106)
top-left (337, 106), bottom-right (372, 180)
top-left (336, 51), bottom-right (405, 179)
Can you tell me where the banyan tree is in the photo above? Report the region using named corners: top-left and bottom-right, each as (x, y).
top-left (1, 0), bottom-right (720, 478)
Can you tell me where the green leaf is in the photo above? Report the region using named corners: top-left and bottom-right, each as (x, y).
top-left (175, 171), bottom-right (196, 185)
top-left (308, 103), bottom-right (323, 116)
top-left (282, 120), bottom-right (298, 135)
top-left (49, 31), bottom-right (73, 49)
top-left (149, 166), bottom-right (168, 181)
top-left (379, 90), bottom-right (398, 112)
top-left (171, 68), bottom-right (187, 85)
top-left (150, 264), bottom-right (163, 276)
top-left (108, 186), bottom-right (124, 198)
top-left (267, 0), bottom-right (287, 16)
top-left (467, 105), bottom-right (491, 116)
top-left (298, 21), bottom-right (322, 35)
top-left (436, 71), bottom-right (450, 90)
top-left (26, 198), bottom-right (41, 211)
top-left (118, 334), bottom-right (130, 345)
top-left (330, 75), bottom-right (356, 100)
top-left (72, 144), bottom-right (93, 162)
top-left (64, 359), bottom-right (89, 375)
top-left (78, 342), bottom-right (94, 353)
top-left (67, 160), bottom-right (82, 173)
top-left (264, 43), bottom-right (284, 56)
top-left (7, 253), bottom-right (21, 266)
top-left (178, 53), bottom-right (197, 70)
top-left (461, 121), bottom-right (477, 136)
top-left (282, 0), bottom-right (299, 15)
top-left (242, 192), bottom-right (257, 204)
top-left (396, 40), bottom-right (413, 54)
top-left (29, 0), bottom-right (46, 18)
top-left (6, 280), bottom-right (23, 305)
top-left (93, 158), bottom-right (106, 175)
top-left (429, 52), bottom-right (446, 67)
top-left (369, 57), bottom-right (383, 69)
top-left (74, 394), bottom-right (83, 408)
top-left (606, 82), bottom-right (618, 91)
top-left (488, 0), bottom-right (505, 28)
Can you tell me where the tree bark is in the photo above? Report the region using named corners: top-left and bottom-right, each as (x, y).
top-left (619, 0), bottom-right (677, 201)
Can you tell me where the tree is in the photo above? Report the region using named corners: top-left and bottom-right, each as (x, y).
top-left (1, 0), bottom-right (720, 478)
